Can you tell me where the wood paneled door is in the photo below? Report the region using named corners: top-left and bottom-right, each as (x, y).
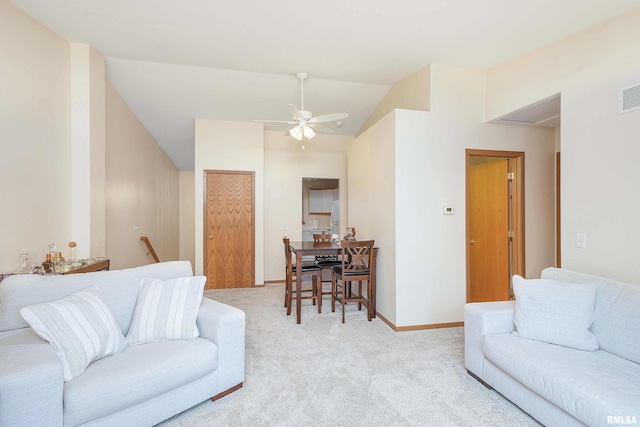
top-left (469, 159), bottom-right (510, 301)
top-left (466, 150), bottom-right (525, 303)
top-left (204, 170), bottom-right (255, 289)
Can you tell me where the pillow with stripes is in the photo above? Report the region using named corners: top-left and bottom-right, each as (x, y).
top-left (20, 287), bottom-right (126, 381)
top-left (126, 276), bottom-right (206, 346)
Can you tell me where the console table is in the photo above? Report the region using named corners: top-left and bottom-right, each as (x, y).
top-left (63, 259), bottom-right (110, 275)
top-left (0, 259), bottom-right (110, 282)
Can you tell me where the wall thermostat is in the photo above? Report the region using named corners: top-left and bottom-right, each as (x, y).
top-left (443, 206), bottom-right (455, 215)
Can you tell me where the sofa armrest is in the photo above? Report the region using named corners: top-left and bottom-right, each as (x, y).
top-left (0, 342), bottom-right (64, 426)
top-left (464, 301), bottom-right (515, 381)
top-left (197, 297), bottom-right (246, 392)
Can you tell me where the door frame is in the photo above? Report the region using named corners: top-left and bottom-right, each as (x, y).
top-left (465, 149), bottom-right (525, 302)
top-left (203, 169), bottom-right (255, 288)
top-left (556, 152), bottom-right (561, 267)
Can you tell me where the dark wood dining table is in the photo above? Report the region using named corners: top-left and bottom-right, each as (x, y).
top-left (288, 241), bottom-right (378, 324)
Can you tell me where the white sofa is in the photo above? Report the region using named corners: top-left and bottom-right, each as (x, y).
top-left (0, 261), bottom-right (245, 426)
top-left (465, 267), bottom-right (640, 426)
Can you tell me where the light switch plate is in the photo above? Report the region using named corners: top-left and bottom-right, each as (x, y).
top-left (576, 233), bottom-right (587, 248)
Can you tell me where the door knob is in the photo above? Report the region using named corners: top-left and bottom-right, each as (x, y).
top-left (208, 235), bottom-right (213, 240)
top-left (469, 239), bottom-right (475, 245)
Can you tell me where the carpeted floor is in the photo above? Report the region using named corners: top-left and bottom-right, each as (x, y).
top-left (158, 283), bottom-right (539, 427)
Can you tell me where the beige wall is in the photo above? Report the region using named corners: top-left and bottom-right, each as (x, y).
top-left (1, 1), bottom-right (179, 272)
top-left (194, 119), bottom-right (265, 284)
top-left (486, 8), bottom-right (640, 283)
top-left (399, 65), bottom-right (555, 327)
top-left (0, 0), bottom-right (71, 271)
top-left (89, 47), bottom-right (106, 258)
top-left (348, 112), bottom-right (398, 323)
top-left (264, 131), bottom-right (350, 282)
top-left (179, 171), bottom-right (196, 272)
top-left (105, 81), bottom-right (180, 269)
top-left (357, 67), bottom-right (430, 137)
top-left (485, 8), bottom-right (640, 121)
top-left (560, 55), bottom-right (640, 282)
top-left (70, 43), bottom-right (106, 260)
top-left (349, 65), bottom-right (556, 327)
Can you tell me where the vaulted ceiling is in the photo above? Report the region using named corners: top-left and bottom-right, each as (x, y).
top-left (10, 0), bottom-right (640, 169)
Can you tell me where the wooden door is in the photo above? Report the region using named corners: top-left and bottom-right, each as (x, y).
top-left (469, 159), bottom-right (510, 302)
top-left (204, 171), bottom-right (254, 289)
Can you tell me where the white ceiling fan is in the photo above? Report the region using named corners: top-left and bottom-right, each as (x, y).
top-left (256, 72), bottom-right (349, 145)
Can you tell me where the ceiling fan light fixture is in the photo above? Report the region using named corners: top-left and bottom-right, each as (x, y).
top-left (256, 72), bottom-right (348, 142)
top-left (303, 125), bottom-right (315, 139)
top-left (289, 126), bottom-right (303, 140)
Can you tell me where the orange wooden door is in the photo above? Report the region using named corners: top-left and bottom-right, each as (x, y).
top-left (469, 160), bottom-right (510, 302)
top-left (204, 171), bottom-right (254, 289)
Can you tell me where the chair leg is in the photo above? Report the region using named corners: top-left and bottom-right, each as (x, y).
top-left (367, 279), bottom-right (372, 321)
top-left (331, 274), bottom-right (336, 312)
top-left (286, 274), bottom-right (293, 316)
top-left (284, 272), bottom-right (290, 308)
top-left (319, 273), bottom-right (324, 312)
top-left (341, 279), bottom-right (347, 323)
top-left (312, 275), bottom-right (316, 306)
top-left (357, 280), bottom-right (362, 311)
top-left (315, 276), bottom-right (321, 314)
top-left (317, 275), bottom-right (322, 313)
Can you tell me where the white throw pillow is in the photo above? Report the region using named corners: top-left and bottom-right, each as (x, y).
top-left (20, 287), bottom-right (126, 381)
top-left (126, 276), bottom-right (206, 346)
top-left (512, 275), bottom-right (599, 351)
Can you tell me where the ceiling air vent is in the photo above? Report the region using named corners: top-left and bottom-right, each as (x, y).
top-left (618, 81), bottom-right (640, 114)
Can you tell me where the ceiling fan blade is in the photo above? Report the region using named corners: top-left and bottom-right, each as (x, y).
top-left (287, 104), bottom-right (304, 120)
top-left (255, 119), bottom-right (297, 124)
top-left (308, 112), bottom-right (349, 123)
top-left (309, 123), bottom-right (337, 133)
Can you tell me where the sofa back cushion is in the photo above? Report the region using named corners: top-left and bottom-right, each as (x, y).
top-left (541, 267), bottom-right (640, 364)
top-left (0, 261), bottom-right (194, 334)
top-left (512, 275), bottom-right (598, 351)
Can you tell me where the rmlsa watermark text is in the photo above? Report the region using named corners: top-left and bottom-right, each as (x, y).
top-left (608, 416), bottom-right (638, 425)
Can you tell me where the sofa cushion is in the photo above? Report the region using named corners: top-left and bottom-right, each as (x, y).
top-left (0, 261), bottom-right (194, 333)
top-left (512, 275), bottom-right (598, 351)
top-left (20, 287), bottom-right (126, 381)
top-left (63, 338), bottom-right (218, 426)
top-left (483, 333), bottom-right (640, 427)
top-left (126, 276), bottom-right (205, 346)
top-left (541, 267), bottom-right (640, 364)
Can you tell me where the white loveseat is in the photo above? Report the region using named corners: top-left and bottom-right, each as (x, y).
top-left (465, 267), bottom-right (640, 426)
top-left (0, 261), bottom-right (245, 426)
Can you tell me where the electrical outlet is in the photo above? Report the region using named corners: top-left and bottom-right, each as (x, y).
top-left (576, 233), bottom-right (587, 248)
top-left (271, 262), bottom-right (276, 269)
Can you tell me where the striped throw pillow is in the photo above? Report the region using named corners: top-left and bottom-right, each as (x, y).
top-left (126, 276), bottom-right (206, 346)
top-left (20, 287), bottom-right (126, 381)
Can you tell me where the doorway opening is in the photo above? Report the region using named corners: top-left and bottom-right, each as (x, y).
top-left (301, 178), bottom-right (340, 241)
top-left (466, 149), bottom-right (525, 303)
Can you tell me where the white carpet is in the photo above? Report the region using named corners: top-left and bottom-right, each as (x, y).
top-left (158, 283), bottom-right (539, 426)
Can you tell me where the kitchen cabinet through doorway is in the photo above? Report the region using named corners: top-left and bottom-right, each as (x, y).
top-left (309, 189), bottom-right (337, 214)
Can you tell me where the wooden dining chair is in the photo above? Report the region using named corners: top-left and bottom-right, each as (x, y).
top-left (283, 237), bottom-right (322, 315)
top-left (331, 239), bottom-right (375, 323)
top-left (313, 232), bottom-right (341, 300)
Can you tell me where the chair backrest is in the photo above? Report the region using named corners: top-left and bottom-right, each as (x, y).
top-left (283, 237), bottom-right (292, 270)
top-left (340, 240), bottom-right (375, 274)
top-left (313, 232), bottom-right (339, 243)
